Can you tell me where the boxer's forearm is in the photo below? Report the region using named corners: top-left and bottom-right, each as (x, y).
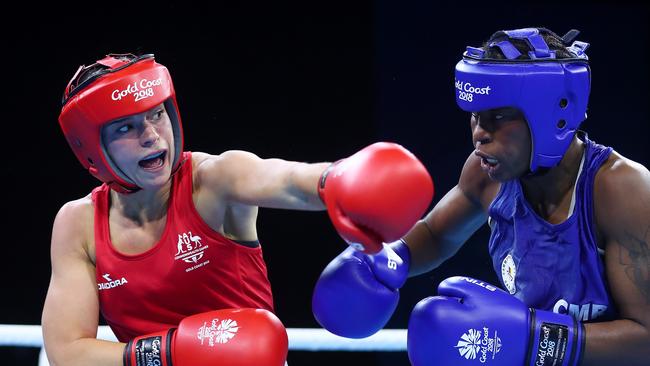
top-left (285, 161), bottom-right (329, 210)
top-left (582, 319), bottom-right (650, 365)
top-left (402, 220), bottom-right (453, 276)
top-left (402, 183), bottom-right (488, 277)
top-left (45, 338), bottom-right (125, 366)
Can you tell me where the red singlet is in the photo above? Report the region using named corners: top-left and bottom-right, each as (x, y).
top-left (92, 152), bottom-right (274, 341)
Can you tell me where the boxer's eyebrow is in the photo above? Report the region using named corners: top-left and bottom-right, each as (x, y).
top-left (493, 107), bottom-right (522, 116)
top-left (107, 115), bottom-right (137, 126)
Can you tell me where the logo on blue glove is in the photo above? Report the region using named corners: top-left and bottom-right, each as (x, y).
top-left (455, 327), bottom-right (502, 363)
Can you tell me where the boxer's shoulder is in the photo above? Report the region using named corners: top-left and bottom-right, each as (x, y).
top-left (191, 151), bottom-right (259, 217)
top-left (595, 152), bottom-right (650, 206)
top-left (55, 194), bottom-right (94, 232)
top-left (52, 194), bottom-right (94, 262)
top-left (594, 151), bottom-right (650, 233)
top-left (193, 150), bottom-right (260, 183)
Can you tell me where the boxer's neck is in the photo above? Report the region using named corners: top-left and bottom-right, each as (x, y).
top-left (110, 181), bottom-right (172, 224)
top-left (520, 136), bottom-right (585, 221)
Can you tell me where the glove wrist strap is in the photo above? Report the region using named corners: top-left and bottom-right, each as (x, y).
top-left (317, 159), bottom-right (344, 203)
top-left (389, 239), bottom-right (412, 267)
top-left (124, 329), bottom-right (175, 366)
top-left (526, 309), bottom-right (584, 366)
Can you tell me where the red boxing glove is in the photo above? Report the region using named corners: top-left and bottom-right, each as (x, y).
top-left (123, 308), bottom-right (288, 366)
top-left (319, 142), bottom-right (434, 254)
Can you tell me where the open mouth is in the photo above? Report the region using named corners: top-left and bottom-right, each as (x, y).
top-left (138, 150), bottom-right (167, 170)
top-left (481, 156), bottom-right (499, 167)
top-left (475, 150), bottom-right (499, 171)
top-left (480, 156), bottom-right (500, 177)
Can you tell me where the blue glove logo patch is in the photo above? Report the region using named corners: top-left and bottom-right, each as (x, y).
top-left (455, 327), bottom-right (502, 363)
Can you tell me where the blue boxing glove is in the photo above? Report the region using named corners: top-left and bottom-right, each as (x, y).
top-left (408, 276), bottom-right (584, 366)
top-left (312, 240), bottom-right (410, 338)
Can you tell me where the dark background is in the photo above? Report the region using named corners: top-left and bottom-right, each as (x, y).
top-left (1, 1), bottom-right (648, 365)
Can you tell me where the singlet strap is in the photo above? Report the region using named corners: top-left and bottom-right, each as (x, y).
top-left (568, 149), bottom-right (587, 219)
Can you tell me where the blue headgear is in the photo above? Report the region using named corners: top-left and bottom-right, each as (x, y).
top-left (455, 28), bottom-right (591, 172)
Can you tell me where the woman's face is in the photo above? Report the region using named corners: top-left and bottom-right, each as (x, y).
top-left (470, 107), bottom-right (531, 181)
top-left (101, 103), bottom-right (175, 191)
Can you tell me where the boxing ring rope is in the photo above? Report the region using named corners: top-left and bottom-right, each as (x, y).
top-left (0, 324), bottom-right (407, 365)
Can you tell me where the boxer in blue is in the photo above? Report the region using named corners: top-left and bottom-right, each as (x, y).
top-left (312, 28), bottom-right (650, 365)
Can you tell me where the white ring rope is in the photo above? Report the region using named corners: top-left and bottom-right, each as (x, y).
top-left (0, 324), bottom-right (407, 351)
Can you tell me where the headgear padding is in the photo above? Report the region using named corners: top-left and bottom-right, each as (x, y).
top-left (59, 54), bottom-right (184, 193)
top-left (455, 28), bottom-right (590, 172)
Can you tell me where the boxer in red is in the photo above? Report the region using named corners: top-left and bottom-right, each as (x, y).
top-left (42, 53), bottom-right (434, 365)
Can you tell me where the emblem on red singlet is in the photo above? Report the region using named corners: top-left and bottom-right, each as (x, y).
top-left (174, 231), bottom-right (210, 272)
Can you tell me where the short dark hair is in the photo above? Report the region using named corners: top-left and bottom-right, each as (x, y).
top-left (482, 28), bottom-right (575, 60)
top-left (76, 53), bottom-right (140, 85)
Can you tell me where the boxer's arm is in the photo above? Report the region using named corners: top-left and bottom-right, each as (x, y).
top-left (583, 157), bottom-right (650, 365)
top-left (403, 152), bottom-right (498, 276)
top-left (42, 200), bottom-right (125, 366)
top-left (195, 151), bottom-right (328, 210)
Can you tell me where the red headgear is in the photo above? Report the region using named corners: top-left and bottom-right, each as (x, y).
top-left (59, 54), bottom-right (185, 193)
